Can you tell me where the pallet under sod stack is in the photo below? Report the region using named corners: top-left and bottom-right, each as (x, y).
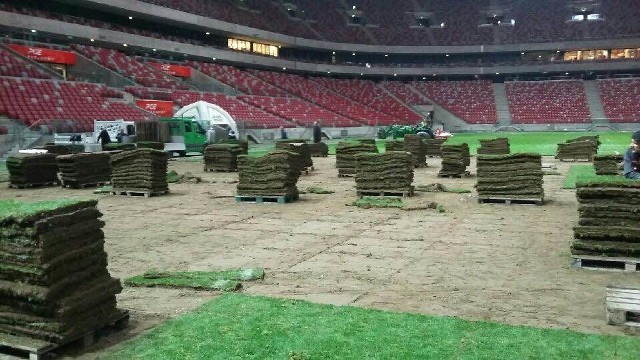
top-left (236, 150), bottom-right (301, 203)
top-left (476, 153), bottom-right (544, 204)
top-left (572, 179), bottom-right (640, 271)
top-left (0, 199), bottom-right (127, 359)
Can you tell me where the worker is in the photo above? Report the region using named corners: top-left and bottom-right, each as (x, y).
top-left (97, 127), bottom-right (111, 146)
top-left (206, 125), bottom-right (216, 145)
top-left (228, 129), bottom-right (237, 140)
top-left (116, 128), bottom-right (126, 143)
top-left (313, 121), bottom-right (322, 143)
top-left (623, 131), bottom-right (640, 179)
top-left (280, 126), bottom-right (288, 140)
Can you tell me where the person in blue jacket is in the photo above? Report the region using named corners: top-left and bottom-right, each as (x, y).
top-left (623, 131), bottom-right (640, 179)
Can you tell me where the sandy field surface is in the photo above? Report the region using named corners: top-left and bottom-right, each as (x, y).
top-left (1, 154), bottom-right (638, 358)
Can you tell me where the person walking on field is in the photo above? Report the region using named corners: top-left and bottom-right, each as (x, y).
top-left (279, 126), bottom-right (288, 140)
top-left (97, 127), bottom-right (111, 146)
top-left (623, 131), bottom-right (640, 179)
top-left (313, 121), bottom-right (322, 143)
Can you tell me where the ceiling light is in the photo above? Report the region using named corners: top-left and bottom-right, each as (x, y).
top-left (332, 51), bottom-right (336, 55)
top-left (152, 48), bottom-right (156, 51)
top-left (205, 32), bottom-right (210, 35)
top-left (352, 52), bottom-right (356, 56)
top-left (422, 77), bottom-right (426, 80)
top-left (283, 67), bottom-right (287, 70)
top-left (384, 54), bottom-right (389, 57)
top-left (521, 52), bottom-right (525, 55)
top-left (90, 38), bottom-right (95, 42)
top-left (445, 54), bottom-right (450, 57)
top-left (212, 57), bottom-right (216, 60)
top-left (30, 29), bottom-right (37, 33)
top-left (123, 43), bottom-right (128, 47)
top-left (496, 72), bottom-right (500, 75)
top-left (128, 16), bottom-right (133, 20)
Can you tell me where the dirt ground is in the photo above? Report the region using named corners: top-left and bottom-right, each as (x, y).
top-left (1, 154), bottom-right (639, 358)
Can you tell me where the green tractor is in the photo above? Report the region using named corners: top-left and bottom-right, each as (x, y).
top-left (161, 117), bottom-right (225, 156)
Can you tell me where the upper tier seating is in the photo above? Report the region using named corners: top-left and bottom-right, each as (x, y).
top-left (313, 78), bottom-right (421, 123)
top-left (598, 78), bottom-right (640, 123)
top-left (238, 95), bottom-right (357, 127)
top-left (172, 90), bottom-right (290, 128)
top-left (0, 78), bottom-right (151, 131)
top-left (189, 62), bottom-right (290, 97)
top-left (250, 69), bottom-right (397, 126)
top-left (411, 80), bottom-right (498, 124)
top-left (505, 80), bottom-right (591, 124)
top-left (71, 45), bottom-right (190, 90)
top-left (0, 48), bottom-right (50, 79)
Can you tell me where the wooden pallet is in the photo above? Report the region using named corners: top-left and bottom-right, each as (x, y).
top-left (0, 311), bottom-right (128, 360)
top-left (62, 182), bottom-right (108, 189)
top-left (478, 196), bottom-right (544, 205)
top-left (235, 194), bottom-right (298, 204)
top-left (9, 182), bottom-right (59, 189)
top-left (541, 163), bottom-right (558, 170)
top-left (357, 186), bottom-right (414, 198)
top-left (338, 173), bottom-right (355, 178)
top-left (111, 189), bottom-right (169, 198)
top-left (572, 255), bottom-right (640, 272)
top-left (606, 286), bottom-right (640, 333)
top-left (311, 154), bottom-right (328, 157)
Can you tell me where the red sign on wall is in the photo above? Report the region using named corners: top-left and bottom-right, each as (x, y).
top-left (136, 99), bottom-right (174, 117)
top-left (148, 62), bottom-right (192, 78)
top-left (7, 44), bottom-right (77, 65)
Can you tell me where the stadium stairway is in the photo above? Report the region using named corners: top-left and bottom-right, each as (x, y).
top-left (185, 67), bottom-right (240, 95)
top-left (583, 80), bottom-right (607, 121)
top-left (492, 83), bottom-right (512, 126)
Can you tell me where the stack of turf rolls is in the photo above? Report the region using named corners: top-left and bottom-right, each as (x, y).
top-left (572, 179), bottom-right (640, 258)
top-left (593, 154), bottom-right (623, 175)
top-left (556, 136), bottom-right (599, 161)
top-left (335, 141), bottom-right (378, 176)
top-left (403, 134), bottom-right (426, 167)
top-left (275, 139), bottom-right (313, 174)
top-left (355, 152), bottom-right (414, 194)
top-left (308, 142), bottom-right (329, 157)
top-left (237, 151), bottom-right (301, 199)
top-left (0, 199), bottom-right (125, 342)
top-left (111, 149), bottom-right (169, 195)
top-left (57, 152), bottom-right (111, 188)
top-left (36, 144), bottom-right (70, 155)
top-left (103, 143), bottom-right (136, 151)
top-left (476, 153), bottom-right (544, 200)
top-left (423, 138), bottom-right (447, 157)
top-left (438, 144), bottom-right (468, 177)
top-left (7, 153), bottom-right (59, 188)
top-left (462, 143), bottom-right (471, 167)
top-left (385, 140), bottom-right (404, 152)
top-left (477, 138), bottom-right (510, 155)
top-left (219, 139), bottom-right (249, 154)
top-left (203, 144), bottom-right (244, 171)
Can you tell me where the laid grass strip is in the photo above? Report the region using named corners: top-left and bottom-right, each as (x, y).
top-left (350, 196), bottom-right (403, 209)
top-left (124, 268), bottom-right (264, 291)
top-left (103, 293), bottom-right (640, 359)
top-left (94, 185), bottom-right (113, 194)
top-left (305, 186), bottom-right (335, 194)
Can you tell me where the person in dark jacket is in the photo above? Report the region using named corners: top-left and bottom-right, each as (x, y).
top-left (97, 127), bottom-right (111, 146)
top-left (313, 121), bottom-right (322, 143)
top-left (279, 126), bottom-right (288, 140)
top-left (623, 130), bottom-right (640, 179)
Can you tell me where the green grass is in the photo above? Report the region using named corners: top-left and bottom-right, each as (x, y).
top-left (0, 199), bottom-right (91, 221)
top-left (124, 269), bottom-right (264, 291)
top-left (305, 186), bottom-right (335, 194)
top-left (103, 294), bottom-right (640, 359)
top-left (350, 196), bottom-right (403, 209)
top-left (562, 165), bottom-right (629, 189)
top-left (445, 131), bottom-right (631, 156)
